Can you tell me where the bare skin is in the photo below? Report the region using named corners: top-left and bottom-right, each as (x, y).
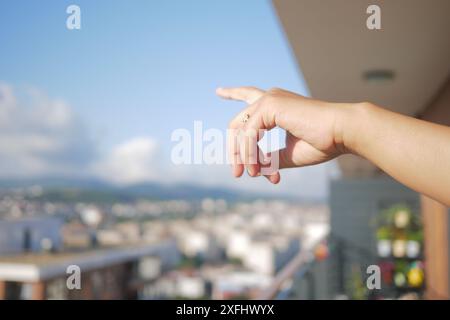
top-left (216, 86), bottom-right (450, 206)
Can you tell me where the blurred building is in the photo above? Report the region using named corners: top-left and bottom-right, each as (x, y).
top-left (141, 270), bottom-right (207, 299)
top-left (212, 271), bottom-right (272, 300)
top-left (0, 217), bottom-right (63, 255)
top-left (0, 240), bottom-right (180, 300)
top-left (243, 235), bottom-right (300, 276)
top-left (175, 275), bottom-right (206, 299)
top-left (326, 178), bottom-right (420, 297)
top-left (177, 229), bottom-right (221, 263)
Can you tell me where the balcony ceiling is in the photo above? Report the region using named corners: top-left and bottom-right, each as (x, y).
top-left (273, 0), bottom-right (450, 177)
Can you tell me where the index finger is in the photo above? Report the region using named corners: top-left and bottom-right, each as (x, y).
top-left (216, 86), bottom-right (264, 105)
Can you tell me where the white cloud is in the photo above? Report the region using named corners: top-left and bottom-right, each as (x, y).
top-left (93, 137), bottom-right (161, 185)
top-left (0, 83), bottom-right (161, 184)
top-left (0, 83), bottom-right (95, 178)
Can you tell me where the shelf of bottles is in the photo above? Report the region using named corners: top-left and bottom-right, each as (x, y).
top-left (374, 205), bottom-right (425, 298)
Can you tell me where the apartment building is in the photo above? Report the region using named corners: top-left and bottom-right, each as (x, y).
top-left (272, 0), bottom-right (450, 298)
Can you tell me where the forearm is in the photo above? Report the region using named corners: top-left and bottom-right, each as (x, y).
top-left (218, 86), bottom-right (450, 198)
top-left (343, 102), bottom-right (450, 206)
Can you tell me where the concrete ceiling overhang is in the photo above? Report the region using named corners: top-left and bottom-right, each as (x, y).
top-left (272, 0), bottom-right (450, 177)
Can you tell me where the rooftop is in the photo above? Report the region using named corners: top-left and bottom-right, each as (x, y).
top-left (0, 241), bottom-right (169, 282)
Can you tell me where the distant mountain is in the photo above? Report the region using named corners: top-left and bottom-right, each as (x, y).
top-left (0, 174), bottom-right (329, 203)
top-left (122, 182), bottom-right (245, 200)
top-left (0, 177), bottom-right (110, 190)
top-left (0, 177), bottom-right (318, 202)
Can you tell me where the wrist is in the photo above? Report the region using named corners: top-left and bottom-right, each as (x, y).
top-left (334, 101), bottom-right (374, 156)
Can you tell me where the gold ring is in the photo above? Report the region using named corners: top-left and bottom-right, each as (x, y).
top-left (242, 113), bottom-right (250, 123)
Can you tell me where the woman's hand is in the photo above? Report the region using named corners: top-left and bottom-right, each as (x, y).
top-left (216, 86), bottom-right (353, 184)
top-left (217, 86), bottom-right (450, 206)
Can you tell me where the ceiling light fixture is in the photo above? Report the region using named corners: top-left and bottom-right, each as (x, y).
top-left (363, 69), bottom-right (395, 83)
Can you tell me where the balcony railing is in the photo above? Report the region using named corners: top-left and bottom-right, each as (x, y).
top-left (256, 234), bottom-right (327, 300)
top-left (257, 232), bottom-right (380, 300)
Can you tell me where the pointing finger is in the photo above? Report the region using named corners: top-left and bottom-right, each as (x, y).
top-left (216, 87), bottom-right (264, 105)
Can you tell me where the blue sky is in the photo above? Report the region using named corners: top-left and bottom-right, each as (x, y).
top-left (0, 1), bottom-right (335, 198)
